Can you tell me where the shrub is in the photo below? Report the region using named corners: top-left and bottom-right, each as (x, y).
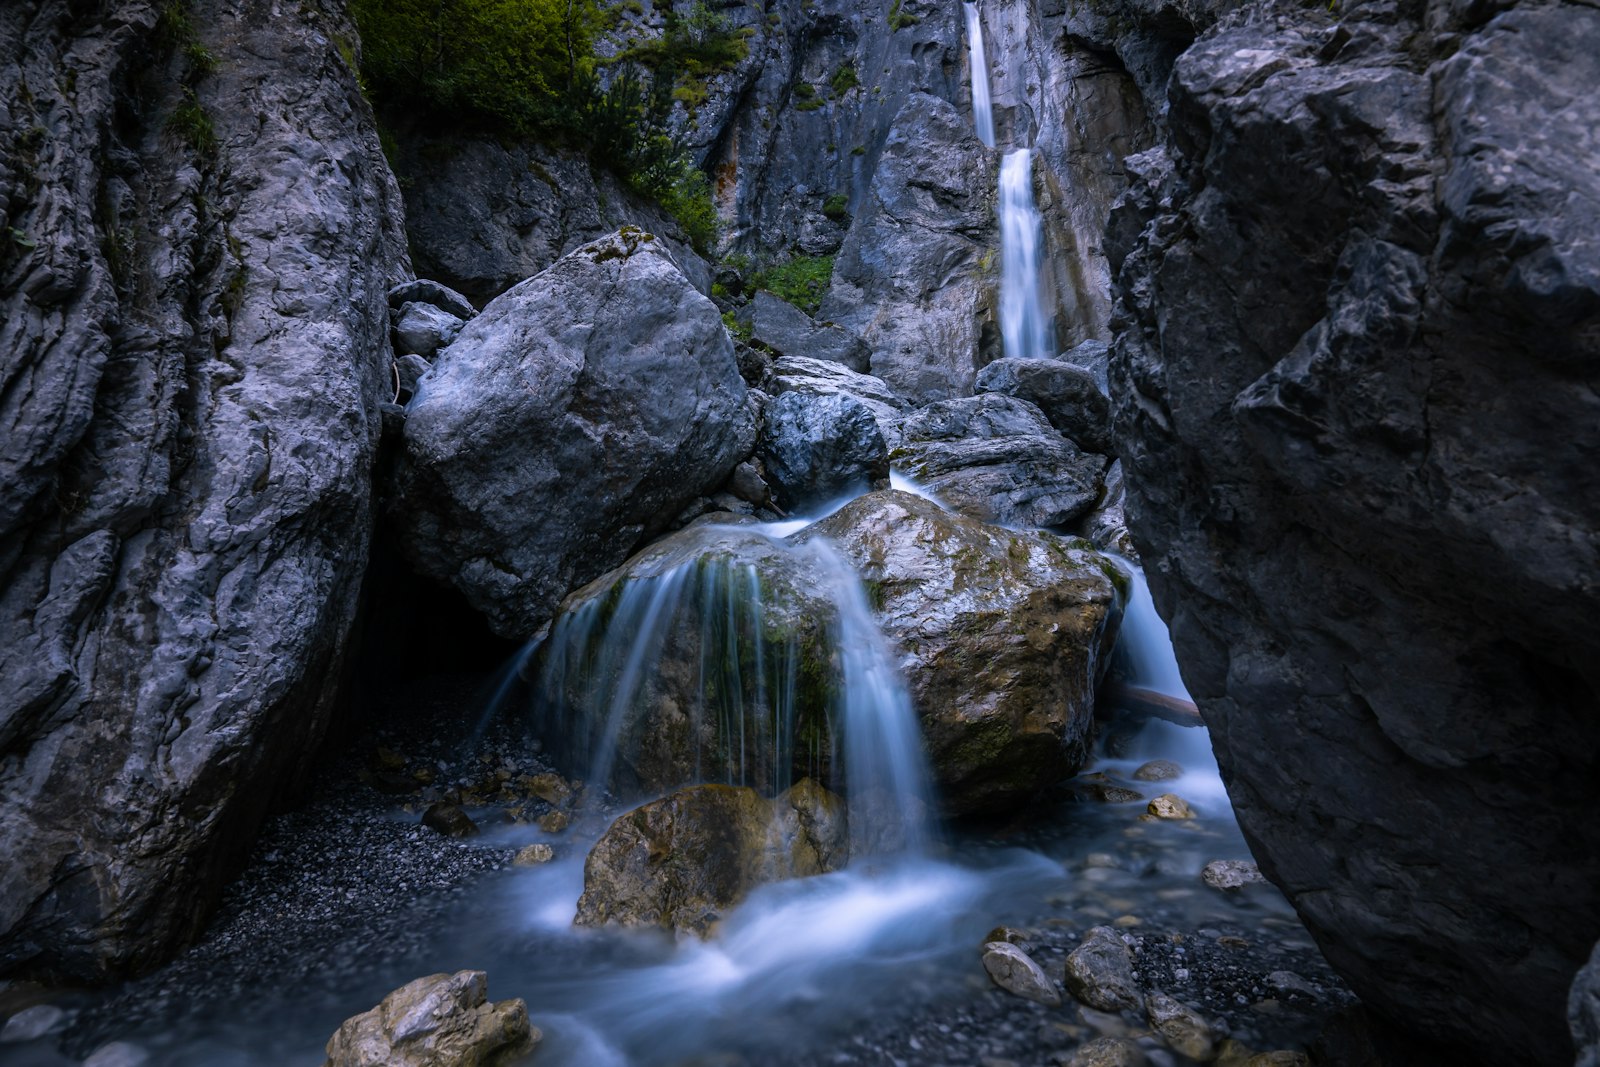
top-left (822, 194), bottom-right (849, 221)
top-left (829, 63), bottom-right (859, 96)
top-left (752, 255), bottom-right (834, 315)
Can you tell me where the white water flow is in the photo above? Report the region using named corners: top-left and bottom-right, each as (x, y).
top-left (529, 524), bottom-right (934, 856)
top-left (964, 1), bottom-right (994, 147)
top-left (1000, 148), bottom-right (1053, 362)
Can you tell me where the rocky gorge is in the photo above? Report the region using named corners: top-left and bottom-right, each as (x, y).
top-left (1, 0), bottom-right (1596, 1065)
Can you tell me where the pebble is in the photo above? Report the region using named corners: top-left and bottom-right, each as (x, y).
top-left (1201, 859), bottom-right (1266, 890)
top-left (82, 1041), bottom-right (152, 1066)
top-left (1145, 990), bottom-right (1216, 1060)
top-left (1061, 1036), bottom-right (1145, 1066)
top-left (1131, 760), bottom-right (1182, 782)
top-left (513, 843), bottom-right (555, 866)
top-left (1146, 795), bottom-right (1195, 820)
top-left (981, 942), bottom-right (1063, 1007)
top-left (421, 802), bottom-right (479, 838)
top-left (0, 1004), bottom-right (64, 1043)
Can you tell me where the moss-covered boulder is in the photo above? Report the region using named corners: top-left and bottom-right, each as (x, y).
top-left (574, 779), bottom-right (848, 934)
top-left (800, 491), bottom-right (1120, 814)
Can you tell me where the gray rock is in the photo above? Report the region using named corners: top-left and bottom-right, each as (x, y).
top-left (322, 970), bottom-right (536, 1067)
top-left (1059, 339), bottom-right (1111, 394)
top-left (395, 354), bottom-right (431, 398)
top-left (982, 941), bottom-right (1062, 1007)
top-left (82, 1042), bottom-right (151, 1067)
top-left (1575, 939), bottom-right (1600, 1067)
top-left (392, 229), bottom-right (753, 637)
top-left (1201, 860), bottom-right (1266, 890)
top-left (1131, 759), bottom-right (1181, 782)
top-left (751, 291), bottom-right (870, 372)
top-left (766, 355), bottom-right (908, 446)
top-left (975, 357), bottom-right (1112, 453)
top-left (800, 491), bottom-right (1119, 815)
top-left (392, 301), bottom-right (465, 358)
top-left (821, 94), bottom-right (996, 404)
top-left (386, 279), bottom-right (476, 321)
top-left (724, 461), bottom-right (772, 508)
top-left (892, 394), bottom-right (1106, 528)
top-left (0, 0), bottom-right (407, 977)
top-left (1064, 926), bottom-right (1143, 1014)
top-left (0, 1004), bottom-right (63, 1042)
top-left (757, 391), bottom-right (889, 513)
top-left (1146, 990), bottom-right (1216, 1060)
top-left (1077, 459), bottom-right (1135, 559)
top-left (1065, 1036), bottom-right (1145, 1067)
top-left (1108, 2), bottom-right (1600, 1059)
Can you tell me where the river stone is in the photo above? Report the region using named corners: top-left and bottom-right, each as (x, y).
top-left (0, 1004), bottom-right (63, 1043)
top-left (1147, 794), bottom-right (1195, 820)
top-left (982, 941), bottom-right (1062, 1007)
top-left (1064, 926), bottom-right (1143, 1013)
top-left (1202, 860), bottom-right (1266, 890)
top-left (757, 390), bottom-right (889, 513)
top-left (81, 1042), bottom-right (150, 1067)
top-left (800, 491), bottom-right (1119, 814)
top-left (1131, 759), bottom-right (1181, 782)
top-left (392, 302), bottom-right (465, 358)
top-left (513, 844), bottom-right (554, 866)
top-left (392, 228), bottom-right (754, 637)
top-left (750, 291), bottom-right (870, 372)
top-left (1574, 939), bottom-right (1600, 1067)
top-left (975, 357), bottom-right (1112, 454)
top-left (0, 0), bottom-right (408, 977)
top-left (1065, 1037), bottom-right (1145, 1067)
top-left (387, 279), bottom-right (476, 321)
top-left (421, 804), bottom-right (477, 839)
top-left (1107, 1), bottom-right (1600, 1059)
top-left (891, 394), bottom-right (1106, 529)
top-left (574, 780), bottom-right (848, 935)
top-left (1146, 990), bottom-right (1216, 1060)
top-left (322, 970), bottom-right (535, 1067)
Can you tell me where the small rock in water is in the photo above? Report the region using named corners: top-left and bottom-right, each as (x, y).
top-left (82, 1041), bottom-right (151, 1067)
top-left (421, 802), bottom-right (478, 838)
top-left (1215, 1038), bottom-right (1259, 1066)
top-left (985, 925), bottom-right (1029, 946)
top-left (1062, 1036), bottom-right (1145, 1067)
top-left (1131, 759), bottom-right (1182, 782)
top-left (1146, 990), bottom-right (1216, 1060)
top-left (1202, 859), bottom-right (1266, 890)
top-left (981, 942), bottom-right (1062, 1007)
top-left (537, 810), bottom-right (570, 834)
top-left (1266, 970), bottom-right (1318, 998)
top-left (513, 843), bottom-right (555, 866)
top-left (323, 970), bottom-right (536, 1066)
top-left (521, 772), bottom-right (572, 807)
top-left (1063, 927), bottom-right (1143, 1013)
top-left (1146, 794), bottom-right (1195, 820)
top-left (0, 1004), bottom-right (64, 1042)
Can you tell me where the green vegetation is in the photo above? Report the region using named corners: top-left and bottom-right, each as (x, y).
top-left (829, 63), bottom-right (859, 96)
top-left (168, 88), bottom-right (217, 154)
top-left (751, 254), bottom-right (834, 314)
top-left (349, 0), bottom-right (749, 254)
top-left (821, 193), bottom-right (849, 221)
top-left (888, 0), bottom-right (919, 30)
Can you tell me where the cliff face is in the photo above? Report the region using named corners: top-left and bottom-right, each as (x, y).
top-left (1107, 0), bottom-right (1600, 1059)
top-left (0, 0), bottom-right (407, 978)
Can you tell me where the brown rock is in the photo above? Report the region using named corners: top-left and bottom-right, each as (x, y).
top-left (1146, 794), bottom-right (1195, 820)
top-left (422, 803), bottom-right (478, 838)
top-left (322, 970), bottom-right (536, 1066)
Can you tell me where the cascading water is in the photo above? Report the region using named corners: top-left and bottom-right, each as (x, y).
top-left (964, 1), bottom-right (995, 148)
top-left (999, 148), bottom-right (1053, 363)
top-left (528, 524), bottom-right (933, 856)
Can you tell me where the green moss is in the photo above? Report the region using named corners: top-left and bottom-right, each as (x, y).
top-left (821, 193), bottom-right (849, 221)
top-left (888, 0), bottom-right (920, 31)
top-left (794, 96), bottom-right (826, 112)
top-left (829, 63), bottom-right (859, 96)
top-left (850, 144), bottom-right (866, 156)
top-left (750, 254), bottom-right (833, 315)
top-left (168, 88), bottom-right (217, 155)
top-left (722, 309), bottom-right (753, 342)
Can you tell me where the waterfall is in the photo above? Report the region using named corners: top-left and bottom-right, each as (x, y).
top-left (964, 2), bottom-right (994, 148)
top-left (999, 148), bottom-right (1053, 362)
top-left (1110, 561), bottom-right (1191, 701)
top-left (529, 525), bottom-right (933, 856)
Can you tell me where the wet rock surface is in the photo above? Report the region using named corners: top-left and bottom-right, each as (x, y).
top-left (1575, 939), bottom-right (1600, 1067)
top-left (1108, 0), bottom-right (1600, 1058)
top-left (981, 942), bottom-right (1062, 1007)
top-left (1064, 927), bottom-right (1143, 1014)
top-left (975, 357), bottom-right (1112, 454)
top-left (802, 491), bottom-right (1119, 814)
top-left (391, 229), bottom-right (754, 638)
top-left (757, 390), bottom-right (889, 513)
top-left (322, 970), bottom-right (536, 1067)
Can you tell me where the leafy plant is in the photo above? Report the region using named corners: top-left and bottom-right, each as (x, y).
top-left (821, 194), bottom-right (849, 221)
top-left (751, 255), bottom-right (834, 315)
top-left (888, 0), bottom-right (919, 30)
top-left (829, 63), bottom-right (858, 96)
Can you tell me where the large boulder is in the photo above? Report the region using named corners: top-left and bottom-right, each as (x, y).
top-left (975, 356), bottom-right (1112, 454)
top-left (0, 0), bottom-right (407, 977)
top-left (820, 94), bottom-right (997, 404)
top-left (801, 491), bottom-right (1120, 813)
top-left (750, 291), bottom-right (870, 372)
top-left (323, 970), bottom-right (536, 1067)
top-left (574, 780), bottom-right (848, 935)
top-left (757, 390), bottom-right (889, 513)
top-left (1108, 1), bottom-right (1600, 1061)
top-left (392, 228), bottom-right (754, 637)
top-left (892, 394), bottom-right (1107, 529)
top-left (765, 354), bottom-right (908, 446)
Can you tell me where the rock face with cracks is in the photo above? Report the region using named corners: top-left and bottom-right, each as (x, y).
top-left (322, 970), bottom-right (536, 1067)
top-left (391, 228), bottom-right (754, 638)
top-left (1108, 0), bottom-right (1600, 1060)
top-left (0, 0), bottom-right (407, 978)
top-left (801, 491), bottom-right (1119, 814)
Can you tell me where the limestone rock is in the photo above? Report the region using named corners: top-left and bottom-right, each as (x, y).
top-left (392, 229), bottom-right (754, 638)
top-left (392, 302), bottom-right (466, 358)
top-left (1146, 794), bottom-right (1195, 820)
top-left (892, 394), bottom-right (1106, 529)
top-left (387, 279), bottom-right (476, 321)
top-left (1108, 2), bottom-right (1600, 1058)
top-left (765, 354), bottom-right (908, 446)
top-left (975, 357), bottom-right (1112, 454)
top-left (750, 291), bottom-right (870, 372)
top-left (1202, 860), bottom-right (1266, 891)
top-left (1146, 990), bottom-right (1216, 1060)
top-left (574, 780), bottom-right (848, 934)
top-left (0, 0), bottom-right (408, 977)
top-left (513, 844), bottom-right (554, 867)
top-left (322, 970), bottom-right (535, 1067)
top-left (1064, 1037), bottom-right (1144, 1067)
top-left (982, 941), bottom-right (1062, 1007)
top-left (1131, 759), bottom-right (1181, 782)
top-left (757, 390), bottom-right (889, 513)
top-left (1064, 926), bottom-right (1143, 1014)
top-left (801, 491), bottom-right (1119, 814)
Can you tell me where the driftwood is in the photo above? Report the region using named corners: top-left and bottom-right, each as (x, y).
top-left (1100, 683), bottom-right (1202, 727)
